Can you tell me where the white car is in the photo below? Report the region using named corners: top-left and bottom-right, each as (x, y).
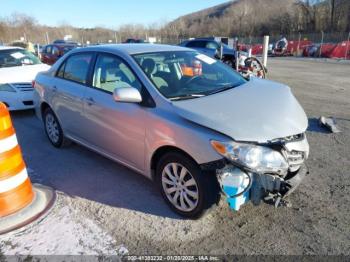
top-left (0, 46), bottom-right (50, 110)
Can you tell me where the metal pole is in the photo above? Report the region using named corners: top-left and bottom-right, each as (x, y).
top-left (345, 32), bottom-right (350, 60)
top-left (319, 31), bottom-right (324, 58)
top-left (36, 43), bottom-right (40, 57)
top-left (114, 32), bottom-right (118, 43)
top-left (235, 37), bottom-right (239, 71)
top-left (220, 44), bottom-right (223, 60)
top-left (45, 32), bottom-right (50, 45)
top-left (296, 32), bottom-right (301, 56)
top-left (262, 35), bottom-right (269, 67)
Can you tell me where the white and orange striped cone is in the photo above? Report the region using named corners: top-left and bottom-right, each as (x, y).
top-left (0, 102), bottom-right (55, 234)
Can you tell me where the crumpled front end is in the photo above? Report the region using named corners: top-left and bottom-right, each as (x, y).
top-left (215, 133), bottom-right (310, 211)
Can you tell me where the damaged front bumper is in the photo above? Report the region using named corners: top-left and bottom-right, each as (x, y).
top-left (216, 164), bottom-right (309, 211)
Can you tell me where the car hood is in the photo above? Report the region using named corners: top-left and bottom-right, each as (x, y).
top-left (0, 64), bottom-right (50, 84)
top-left (172, 78), bottom-right (308, 143)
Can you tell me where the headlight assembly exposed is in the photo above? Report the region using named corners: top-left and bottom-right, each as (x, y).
top-left (0, 84), bottom-right (16, 92)
top-left (217, 166), bottom-right (252, 198)
top-left (211, 140), bottom-right (288, 174)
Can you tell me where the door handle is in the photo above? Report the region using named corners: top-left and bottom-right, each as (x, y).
top-left (86, 97), bottom-right (95, 106)
top-left (52, 86), bottom-right (57, 92)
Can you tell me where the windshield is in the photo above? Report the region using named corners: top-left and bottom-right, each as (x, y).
top-left (0, 49), bottom-right (41, 68)
top-left (133, 51), bottom-right (246, 100)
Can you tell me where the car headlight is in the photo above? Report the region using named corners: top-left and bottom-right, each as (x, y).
top-left (0, 84), bottom-right (16, 92)
top-left (211, 140), bottom-right (288, 173)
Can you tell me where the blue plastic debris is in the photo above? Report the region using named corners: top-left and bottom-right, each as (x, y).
top-left (217, 166), bottom-right (251, 211)
top-left (223, 185), bottom-right (250, 211)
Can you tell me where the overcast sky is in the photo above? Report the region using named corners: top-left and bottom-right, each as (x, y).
top-left (0, 0), bottom-right (229, 28)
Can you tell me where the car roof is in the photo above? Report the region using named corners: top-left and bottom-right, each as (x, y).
top-left (187, 38), bottom-right (216, 42)
top-left (0, 46), bottom-right (23, 50)
top-left (72, 44), bottom-right (191, 55)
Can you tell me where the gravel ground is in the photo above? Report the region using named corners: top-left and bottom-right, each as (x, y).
top-left (1, 193), bottom-right (121, 255)
top-left (1, 57), bottom-right (349, 255)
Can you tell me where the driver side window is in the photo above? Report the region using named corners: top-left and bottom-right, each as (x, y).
top-left (206, 41), bottom-right (219, 50)
top-left (92, 54), bottom-right (142, 93)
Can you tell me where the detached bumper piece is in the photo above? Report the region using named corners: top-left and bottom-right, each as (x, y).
top-left (217, 164), bottom-right (309, 211)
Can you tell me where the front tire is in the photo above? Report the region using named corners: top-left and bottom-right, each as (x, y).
top-left (156, 152), bottom-right (219, 219)
top-left (43, 108), bottom-right (69, 148)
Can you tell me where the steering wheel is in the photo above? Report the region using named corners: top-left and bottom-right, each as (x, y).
top-left (184, 75), bottom-right (203, 86)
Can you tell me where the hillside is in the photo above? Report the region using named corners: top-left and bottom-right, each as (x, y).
top-left (169, 0), bottom-right (350, 37)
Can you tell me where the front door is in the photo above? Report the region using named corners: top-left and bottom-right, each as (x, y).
top-left (82, 53), bottom-right (146, 172)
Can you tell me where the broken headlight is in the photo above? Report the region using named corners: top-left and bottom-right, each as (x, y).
top-left (211, 140), bottom-right (288, 174)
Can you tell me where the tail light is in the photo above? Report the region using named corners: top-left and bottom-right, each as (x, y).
top-left (32, 80), bottom-right (36, 88)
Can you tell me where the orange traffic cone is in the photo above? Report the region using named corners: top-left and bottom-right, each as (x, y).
top-left (0, 103), bottom-right (34, 216)
top-left (0, 102), bottom-right (55, 234)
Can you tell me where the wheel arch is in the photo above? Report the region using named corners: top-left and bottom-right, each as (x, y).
top-left (40, 102), bottom-right (51, 119)
top-left (40, 102), bottom-right (64, 132)
top-left (150, 145), bottom-right (199, 179)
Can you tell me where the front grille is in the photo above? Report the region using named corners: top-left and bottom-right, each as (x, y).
top-left (12, 82), bottom-right (33, 92)
top-left (281, 133), bottom-right (308, 172)
top-left (284, 150), bottom-right (305, 172)
top-left (270, 133), bottom-right (304, 144)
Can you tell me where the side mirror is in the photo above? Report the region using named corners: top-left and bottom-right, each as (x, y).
top-left (215, 44), bottom-right (223, 60)
top-left (113, 87), bottom-right (142, 103)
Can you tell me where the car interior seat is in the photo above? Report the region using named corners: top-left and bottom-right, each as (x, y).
top-left (96, 61), bottom-right (131, 92)
top-left (141, 58), bottom-right (168, 90)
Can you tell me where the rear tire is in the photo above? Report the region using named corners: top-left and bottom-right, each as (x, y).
top-left (156, 152), bottom-right (220, 219)
top-left (43, 107), bottom-right (70, 148)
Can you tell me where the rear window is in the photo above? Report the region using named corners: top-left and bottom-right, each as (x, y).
top-left (186, 41), bottom-right (206, 48)
top-left (58, 53), bottom-right (92, 84)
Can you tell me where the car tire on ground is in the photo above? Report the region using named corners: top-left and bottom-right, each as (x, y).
top-left (156, 152), bottom-right (220, 219)
top-left (43, 107), bottom-right (70, 148)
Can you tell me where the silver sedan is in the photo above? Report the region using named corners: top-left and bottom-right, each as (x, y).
top-left (34, 44), bottom-right (309, 218)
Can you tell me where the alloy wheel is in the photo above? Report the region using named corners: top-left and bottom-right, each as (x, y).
top-left (45, 113), bottom-right (60, 143)
top-left (161, 162), bottom-right (199, 212)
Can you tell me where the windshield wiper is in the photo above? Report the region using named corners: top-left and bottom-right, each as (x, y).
top-left (169, 93), bottom-right (205, 101)
top-left (202, 84), bottom-right (238, 96)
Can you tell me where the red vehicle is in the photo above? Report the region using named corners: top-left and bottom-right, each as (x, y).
top-left (40, 44), bottom-right (76, 65)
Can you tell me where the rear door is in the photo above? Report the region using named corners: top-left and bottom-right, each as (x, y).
top-left (41, 45), bottom-right (52, 64)
top-left (51, 46), bottom-right (60, 64)
top-left (81, 53), bottom-right (146, 171)
top-left (51, 52), bottom-right (94, 139)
